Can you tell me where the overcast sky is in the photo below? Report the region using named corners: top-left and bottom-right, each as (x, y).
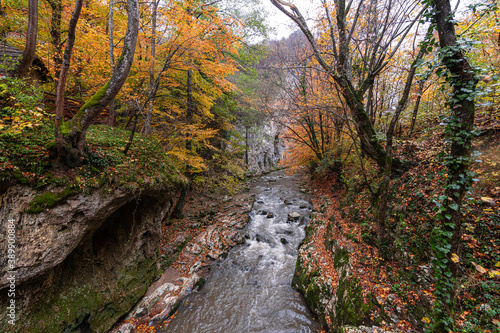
top-left (260, 0), bottom-right (481, 41)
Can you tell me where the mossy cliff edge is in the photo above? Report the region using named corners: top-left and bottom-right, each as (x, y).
top-left (0, 182), bottom-right (179, 332)
top-left (293, 218), bottom-right (385, 332)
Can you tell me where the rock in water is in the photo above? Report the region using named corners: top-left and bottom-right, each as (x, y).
top-left (288, 212), bottom-right (301, 222)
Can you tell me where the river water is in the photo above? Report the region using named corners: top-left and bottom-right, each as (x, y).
top-left (160, 170), bottom-right (321, 333)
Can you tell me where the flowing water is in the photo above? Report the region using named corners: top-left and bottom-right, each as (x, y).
top-left (160, 170), bottom-right (321, 333)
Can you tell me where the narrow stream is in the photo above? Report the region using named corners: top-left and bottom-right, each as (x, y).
top-left (160, 170), bottom-right (321, 333)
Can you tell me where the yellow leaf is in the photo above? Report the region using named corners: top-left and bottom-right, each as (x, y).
top-left (451, 253), bottom-right (459, 263)
top-left (495, 261), bottom-right (500, 268)
top-left (422, 317), bottom-right (431, 324)
top-left (472, 262), bottom-right (487, 274)
top-left (488, 270), bottom-right (500, 278)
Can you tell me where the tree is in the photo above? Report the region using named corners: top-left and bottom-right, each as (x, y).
top-left (16, 0), bottom-right (38, 77)
top-left (56, 0), bottom-right (139, 167)
top-left (54, 0), bottom-right (83, 131)
top-left (270, 0), bottom-right (424, 171)
top-left (427, 0), bottom-right (479, 330)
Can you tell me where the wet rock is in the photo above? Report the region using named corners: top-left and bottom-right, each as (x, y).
top-left (117, 323), bottom-right (135, 333)
top-left (300, 189), bottom-right (307, 193)
top-left (185, 243), bottom-right (203, 255)
top-left (148, 296), bottom-right (178, 327)
top-left (299, 204), bottom-right (308, 209)
top-left (256, 200), bottom-right (264, 204)
top-left (189, 260), bottom-right (204, 274)
top-left (266, 212), bottom-right (275, 218)
top-left (287, 212), bottom-right (301, 222)
top-left (134, 307), bottom-right (147, 318)
top-left (281, 238), bottom-right (288, 244)
top-left (284, 199), bottom-right (293, 205)
top-left (130, 282), bottom-right (178, 318)
top-left (257, 210), bottom-right (268, 215)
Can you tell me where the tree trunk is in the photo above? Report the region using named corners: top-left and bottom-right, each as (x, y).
top-left (431, 0), bottom-right (478, 330)
top-left (16, 0), bottom-right (38, 78)
top-left (47, 0), bottom-right (62, 84)
top-left (408, 83), bottom-right (423, 137)
top-left (54, 0), bottom-right (83, 132)
top-left (172, 68), bottom-right (195, 218)
top-left (144, 0), bottom-right (158, 134)
top-left (171, 183), bottom-right (189, 219)
top-left (56, 0), bottom-right (139, 167)
top-left (107, 0), bottom-right (115, 126)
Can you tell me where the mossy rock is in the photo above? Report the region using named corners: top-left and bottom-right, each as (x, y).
top-left (294, 218), bottom-right (378, 333)
top-left (4, 255), bottom-right (158, 333)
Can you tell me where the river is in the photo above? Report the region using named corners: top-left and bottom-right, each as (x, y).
top-left (159, 169), bottom-right (321, 333)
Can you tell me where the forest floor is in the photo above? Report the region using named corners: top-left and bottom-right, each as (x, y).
top-left (297, 128), bottom-right (500, 332)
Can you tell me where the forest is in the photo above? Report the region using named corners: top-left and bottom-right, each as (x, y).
top-left (0, 0), bottom-right (499, 332)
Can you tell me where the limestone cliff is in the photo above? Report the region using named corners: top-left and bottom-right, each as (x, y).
top-left (242, 121), bottom-right (285, 175)
top-left (0, 182), bottom-right (179, 332)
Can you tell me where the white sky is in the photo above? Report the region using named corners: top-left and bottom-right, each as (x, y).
top-left (260, 0), bottom-right (480, 40)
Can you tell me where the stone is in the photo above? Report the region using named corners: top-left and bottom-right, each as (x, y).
top-left (117, 323), bottom-right (135, 333)
top-left (266, 212), bottom-right (275, 218)
top-left (185, 243), bottom-right (203, 255)
top-left (300, 189), bottom-right (307, 193)
top-left (134, 307), bottom-right (147, 318)
top-left (284, 199), bottom-right (293, 205)
top-left (134, 282), bottom-right (178, 315)
top-left (0, 182), bottom-right (179, 332)
top-left (280, 238), bottom-right (288, 244)
top-left (481, 197), bottom-right (496, 206)
top-left (288, 212), bottom-right (301, 221)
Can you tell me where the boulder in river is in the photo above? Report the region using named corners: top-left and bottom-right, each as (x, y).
top-left (288, 212), bottom-right (301, 222)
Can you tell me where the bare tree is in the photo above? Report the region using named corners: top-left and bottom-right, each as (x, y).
top-left (270, 0), bottom-right (424, 171)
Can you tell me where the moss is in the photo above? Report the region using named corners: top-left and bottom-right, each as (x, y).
top-left (194, 277), bottom-right (206, 290)
top-left (28, 185), bottom-right (78, 214)
top-left (58, 120), bottom-right (71, 136)
top-left (333, 247), bottom-right (349, 270)
top-left (14, 255), bottom-right (159, 333)
top-left (78, 81), bottom-right (110, 116)
top-left (28, 192), bottom-right (59, 213)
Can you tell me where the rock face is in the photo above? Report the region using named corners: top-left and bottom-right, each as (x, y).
top-left (293, 219), bottom-right (384, 333)
top-left (0, 182), bottom-right (178, 332)
top-left (242, 121), bottom-right (285, 175)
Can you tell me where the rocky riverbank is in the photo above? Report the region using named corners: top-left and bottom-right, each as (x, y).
top-left (112, 186), bottom-right (256, 332)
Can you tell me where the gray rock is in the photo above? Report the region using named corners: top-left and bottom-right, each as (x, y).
top-left (0, 182), bottom-right (179, 331)
top-left (117, 323), bottom-right (135, 333)
top-left (288, 212), bottom-right (301, 221)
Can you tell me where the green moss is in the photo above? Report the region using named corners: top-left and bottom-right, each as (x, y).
top-left (28, 192), bottom-right (59, 213)
top-left (59, 120), bottom-right (71, 136)
top-left (15, 255), bottom-right (159, 333)
top-left (333, 247), bottom-right (349, 270)
top-left (78, 82), bottom-right (110, 116)
top-left (28, 185), bottom-right (78, 214)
